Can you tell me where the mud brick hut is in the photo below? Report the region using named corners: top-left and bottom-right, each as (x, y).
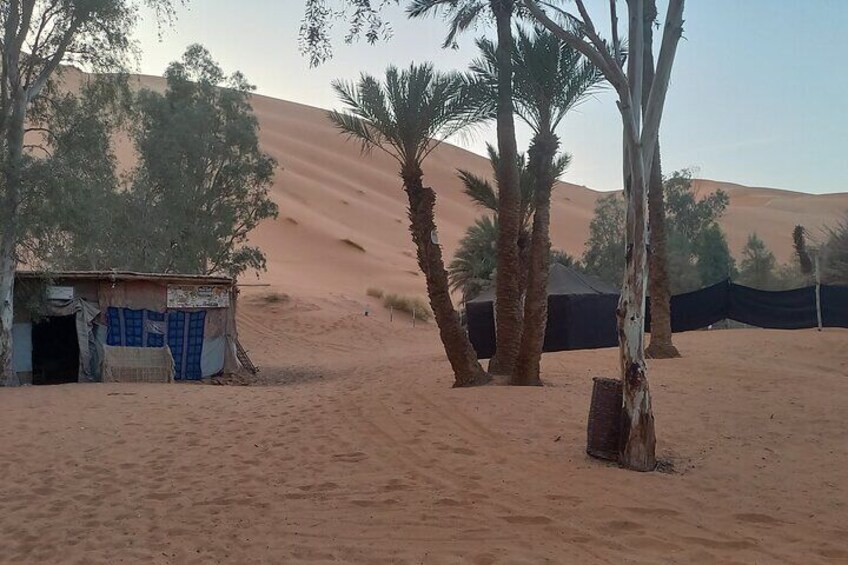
top-left (9, 271), bottom-right (242, 386)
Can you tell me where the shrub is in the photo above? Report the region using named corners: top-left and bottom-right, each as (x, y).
top-left (366, 287), bottom-right (384, 299)
top-left (382, 293), bottom-right (432, 321)
top-left (263, 292), bottom-right (289, 304)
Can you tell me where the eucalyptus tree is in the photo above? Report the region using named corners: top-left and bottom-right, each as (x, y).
top-left (329, 63), bottom-right (489, 387)
top-left (0, 0), bottom-right (179, 386)
top-left (522, 0), bottom-right (686, 471)
top-left (472, 25), bottom-right (604, 385)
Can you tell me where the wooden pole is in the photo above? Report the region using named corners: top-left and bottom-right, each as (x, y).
top-left (412, 308), bottom-right (416, 327)
top-left (815, 254), bottom-right (823, 332)
top-left (390, 305), bottom-right (393, 322)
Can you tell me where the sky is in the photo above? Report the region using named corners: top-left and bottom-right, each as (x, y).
top-left (132, 1), bottom-right (848, 194)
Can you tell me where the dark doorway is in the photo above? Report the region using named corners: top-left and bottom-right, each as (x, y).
top-left (32, 315), bottom-right (79, 385)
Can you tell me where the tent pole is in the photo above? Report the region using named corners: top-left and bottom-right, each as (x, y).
top-left (815, 254), bottom-right (823, 332)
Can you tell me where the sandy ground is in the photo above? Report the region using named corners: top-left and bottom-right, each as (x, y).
top-left (2, 298), bottom-right (847, 564)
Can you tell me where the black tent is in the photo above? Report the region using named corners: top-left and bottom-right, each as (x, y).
top-left (466, 264), bottom-right (620, 359)
top-left (467, 269), bottom-right (848, 360)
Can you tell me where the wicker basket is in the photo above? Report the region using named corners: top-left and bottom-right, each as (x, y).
top-left (586, 377), bottom-right (623, 461)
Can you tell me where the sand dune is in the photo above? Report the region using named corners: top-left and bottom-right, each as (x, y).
top-left (109, 72), bottom-right (848, 299)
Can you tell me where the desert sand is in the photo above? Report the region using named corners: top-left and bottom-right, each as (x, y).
top-left (1, 293), bottom-right (847, 564)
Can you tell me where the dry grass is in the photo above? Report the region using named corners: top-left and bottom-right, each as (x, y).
top-left (340, 238), bottom-right (366, 252)
top-left (383, 293), bottom-right (432, 321)
top-left (263, 292), bottom-right (290, 304)
top-left (366, 287), bottom-right (385, 299)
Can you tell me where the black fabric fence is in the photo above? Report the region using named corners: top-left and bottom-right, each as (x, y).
top-left (467, 280), bottom-right (848, 359)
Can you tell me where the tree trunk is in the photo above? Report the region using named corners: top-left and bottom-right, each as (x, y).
top-left (513, 132), bottom-right (558, 386)
top-left (617, 145), bottom-right (656, 471)
top-left (0, 232), bottom-right (16, 386)
top-left (644, 146), bottom-right (679, 358)
top-left (617, 0), bottom-right (656, 472)
top-left (642, 0), bottom-right (679, 359)
top-left (487, 0), bottom-right (523, 376)
top-left (0, 93), bottom-right (27, 387)
top-left (404, 173), bottom-right (490, 388)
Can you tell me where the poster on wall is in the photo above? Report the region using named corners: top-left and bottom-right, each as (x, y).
top-left (46, 286), bottom-right (74, 300)
top-left (167, 285), bottom-right (230, 309)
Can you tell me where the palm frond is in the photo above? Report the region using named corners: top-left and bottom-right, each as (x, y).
top-left (472, 25), bottom-right (607, 134)
top-left (449, 214), bottom-right (499, 300)
top-left (407, 0), bottom-right (488, 49)
top-left (458, 169), bottom-right (498, 212)
top-left (552, 152), bottom-right (572, 179)
top-left (329, 62), bottom-right (484, 177)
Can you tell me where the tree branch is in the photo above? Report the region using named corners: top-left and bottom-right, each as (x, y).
top-left (641, 0), bottom-right (684, 169)
top-left (609, 0), bottom-right (622, 65)
top-left (27, 14), bottom-right (82, 101)
top-left (627, 0), bottom-right (644, 134)
top-left (522, 0), bottom-right (628, 98)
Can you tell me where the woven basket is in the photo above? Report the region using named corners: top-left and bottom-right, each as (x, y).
top-left (586, 377), bottom-right (623, 461)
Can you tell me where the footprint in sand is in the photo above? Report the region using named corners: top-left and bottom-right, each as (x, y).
top-left (298, 482), bottom-right (339, 492)
top-left (817, 548), bottom-right (848, 560)
top-left (680, 535), bottom-right (757, 550)
top-left (734, 512), bottom-right (785, 525)
top-left (332, 451), bottom-right (367, 463)
top-left (381, 480), bottom-right (409, 492)
top-left (604, 520), bottom-right (645, 532)
top-left (501, 515), bottom-right (553, 525)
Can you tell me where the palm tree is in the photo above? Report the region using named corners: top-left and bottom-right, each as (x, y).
top-left (642, 0), bottom-right (680, 360)
top-left (459, 144), bottom-right (533, 296)
top-left (459, 144), bottom-right (537, 233)
top-left (452, 144), bottom-right (570, 301)
top-left (329, 63), bottom-right (489, 387)
top-left (409, 0), bottom-right (525, 376)
top-left (449, 215), bottom-right (498, 302)
top-left (473, 26), bottom-right (604, 385)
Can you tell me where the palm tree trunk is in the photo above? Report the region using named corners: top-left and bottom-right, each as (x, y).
top-left (642, 0), bottom-right (679, 359)
top-left (644, 145), bottom-right (679, 358)
top-left (513, 132), bottom-right (558, 386)
top-left (488, 0), bottom-right (523, 376)
top-left (404, 172), bottom-right (490, 388)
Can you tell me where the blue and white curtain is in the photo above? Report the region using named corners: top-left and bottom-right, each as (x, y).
top-left (106, 308), bottom-right (207, 380)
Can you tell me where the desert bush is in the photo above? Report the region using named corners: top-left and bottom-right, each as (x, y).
top-left (382, 293), bottom-right (432, 321)
top-left (366, 287), bottom-right (384, 299)
top-left (263, 292), bottom-right (289, 304)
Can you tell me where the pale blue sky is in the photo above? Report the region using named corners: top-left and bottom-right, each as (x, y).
top-left (132, 1), bottom-right (847, 194)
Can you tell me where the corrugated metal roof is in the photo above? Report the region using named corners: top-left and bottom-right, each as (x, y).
top-left (16, 270), bottom-right (234, 286)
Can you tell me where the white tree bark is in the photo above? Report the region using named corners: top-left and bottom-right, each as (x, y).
top-left (523, 0), bottom-right (684, 471)
top-left (0, 236), bottom-right (17, 386)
